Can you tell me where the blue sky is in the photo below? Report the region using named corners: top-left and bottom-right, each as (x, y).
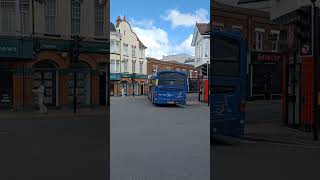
top-left (111, 0), bottom-right (210, 59)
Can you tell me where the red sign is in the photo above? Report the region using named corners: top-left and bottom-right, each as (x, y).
top-left (288, 25), bottom-right (295, 49)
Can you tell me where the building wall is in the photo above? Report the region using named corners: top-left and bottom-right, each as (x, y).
top-left (116, 19), bottom-right (147, 75)
top-left (212, 2), bottom-right (282, 52)
top-left (147, 58), bottom-right (196, 78)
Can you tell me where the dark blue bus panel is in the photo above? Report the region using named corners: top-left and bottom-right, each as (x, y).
top-left (148, 70), bottom-right (188, 105)
top-left (210, 28), bottom-right (247, 137)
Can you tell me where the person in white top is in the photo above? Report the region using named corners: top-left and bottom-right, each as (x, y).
top-left (121, 88), bottom-right (125, 98)
top-left (32, 82), bottom-right (48, 113)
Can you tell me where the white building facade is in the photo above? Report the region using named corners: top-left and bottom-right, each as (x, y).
top-left (191, 23), bottom-right (210, 69)
top-left (109, 16), bottom-right (148, 96)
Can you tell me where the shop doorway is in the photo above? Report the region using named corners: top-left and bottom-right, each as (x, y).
top-left (120, 81), bottom-right (128, 96)
top-left (140, 84), bottom-right (144, 95)
top-left (32, 60), bottom-right (58, 107)
top-left (0, 67), bottom-right (12, 109)
top-left (99, 71), bottom-right (106, 106)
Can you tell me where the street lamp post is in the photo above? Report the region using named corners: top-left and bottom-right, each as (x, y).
top-left (132, 73), bottom-right (136, 98)
top-left (311, 0), bottom-right (319, 140)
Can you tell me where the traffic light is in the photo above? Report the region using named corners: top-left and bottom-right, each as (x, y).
top-left (295, 6), bottom-right (312, 56)
top-left (71, 35), bottom-right (80, 62)
top-left (202, 64), bottom-right (207, 77)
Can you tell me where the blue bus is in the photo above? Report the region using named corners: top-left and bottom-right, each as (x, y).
top-left (210, 27), bottom-right (247, 137)
top-left (148, 70), bottom-right (188, 105)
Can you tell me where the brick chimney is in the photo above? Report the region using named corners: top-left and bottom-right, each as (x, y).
top-left (116, 16), bottom-right (122, 27)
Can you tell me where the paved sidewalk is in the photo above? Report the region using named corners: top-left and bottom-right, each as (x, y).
top-left (0, 108), bottom-right (108, 119)
top-left (244, 122), bottom-right (320, 147)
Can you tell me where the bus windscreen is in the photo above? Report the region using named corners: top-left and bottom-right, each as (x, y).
top-left (158, 72), bottom-right (185, 86)
top-left (212, 36), bottom-right (240, 77)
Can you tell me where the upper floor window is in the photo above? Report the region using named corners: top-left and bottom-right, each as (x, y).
top-left (123, 43), bottom-right (128, 56)
top-left (0, 0), bottom-right (15, 34)
top-left (123, 59), bottom-right (128, 72)
top-left (71, 0), bottom-right (81, 35)
top-left (204, 39), bottom-right (209, 58)
top-left (271, 30), bottom-right (280, 52)
top-left (140, 48), bottom-right (144, 58)
top-left (132, 46), bottom-right (136, 58)
top-left (45, 0), bottom-right (56, 34)
top-left (132, 61), bottom-right (136, 73)
top-left (95, 0), bottom-right (105, 36)
top-left (152, 65), bottom-right (158, 73)
top-left (255, 28), bottom-right (264, 51)
top-left (110, 60), bottom-right (116, 73)
top-left (139, 61), bottom-right (143, 74)
top-left (116, 60), bottom-right (120, 72)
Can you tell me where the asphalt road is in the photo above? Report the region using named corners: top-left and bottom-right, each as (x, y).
top-left (0, 112), bottom-right (109, 180)
top-left (212, 140), bottom-right (320, 180)
top-left (110, 96), bottom-right (210, 180)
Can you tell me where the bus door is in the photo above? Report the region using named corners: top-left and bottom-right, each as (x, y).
top-left (210, 30), bottom-right (246, 137)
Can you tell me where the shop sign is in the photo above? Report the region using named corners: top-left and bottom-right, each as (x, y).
top-left (39, 39), bottom-right (71, 51)
top-left (251, 51), bottom-right (282, 64)
top-left (110, 73), bottom-right (122, 80)
top-left (0, 38), bottom-right (33, 58)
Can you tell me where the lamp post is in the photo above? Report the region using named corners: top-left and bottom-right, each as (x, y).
top-left (132, 73), bottom-right (136, 98)
top-left (311, 0), bottom-right (319, 140)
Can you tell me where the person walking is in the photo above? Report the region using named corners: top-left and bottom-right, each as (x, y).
top-left (32, 82), bottom-right (47, 113)
top-left (121, 88), bottom-right (125, 98)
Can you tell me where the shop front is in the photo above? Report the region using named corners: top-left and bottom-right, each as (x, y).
top-left (110, 73), bottom-right (147, 96)
top-left (250, 51), bottom-right (282, 100)
top-left (0, 37), bottom-right (34, 110)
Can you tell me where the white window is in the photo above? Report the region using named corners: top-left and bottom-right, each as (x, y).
top-left (116, 60), bottom-right (120, 72)
top-left (116, 41), bottom-right (120, 53)
top-left (152, 65), bottom-right (157, 73)
top-left (139, 62), bottom-right (143, 74)
top-left (232, 25), bottom-right (242, 31)
top-left (71, 0), bottom-right (81, 35)
top-left (0, 0), bottom-right (15, 34)
top-left (95, 0), bottom-right (104, 36)
top-left (255, 31), bottom-right (263, 51)
top-left (189, 70), bottom-right (193, 78)
top-left (271, 30), bottom-right (280, 52)
top-left (123, 60), bottom-right (128, 72)
top-left (204, 39), bottom-right (209, 58)
top-left (110, 60), bottom-right (116, 73)
top-left (132, 61), bottom-right (136, 73)
top-left (140, 48), bottom-right (144, 58)
top-left (21, 0), bottom-right (30, 35)
top-left (123, 44), bottom-right (128, 56)
top-left (45, 0), bottom-right (56, 34)
top-left (132, 46), bottom-right (136, 58)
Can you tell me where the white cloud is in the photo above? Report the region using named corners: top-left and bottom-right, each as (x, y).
top-left (129, 18), bottom-right (154, 29)
top-left (163, 8), bottom-right (209, 28)
top-left (129, 17), bottom-right (195, 59)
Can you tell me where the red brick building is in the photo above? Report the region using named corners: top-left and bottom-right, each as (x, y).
top-left (212, 1), bottom-right (284, 100)
top-left (147, 57), bottom-right (196, 78)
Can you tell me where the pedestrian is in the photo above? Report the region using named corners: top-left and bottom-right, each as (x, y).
top-left (32, 82), bottom-right (47, 113)
top-left (121, 88), bottom-right (125, 98)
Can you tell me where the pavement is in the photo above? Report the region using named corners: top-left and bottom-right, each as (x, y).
top-left (111, 95), bottom-right (209, 180)
top-left (0, 111), bottom-right (109, 180)
top-left (243, 100), bottom-right (320, 147)
top-left (212, 139), bottom-right (320, 180)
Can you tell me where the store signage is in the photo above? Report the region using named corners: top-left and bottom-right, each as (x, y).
top-left (0, 38), bottom-right (33, 59)
top-left (251, 51), bottom-right (282, 64)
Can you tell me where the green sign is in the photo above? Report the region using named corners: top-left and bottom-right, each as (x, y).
top-left (110, 73), bottom-right (147, 80)
top-left (80, 42), bottom-right (109, 54)
top-left (39, 39), bottom-right (71, 51)
top-left (0, 38), bottom-right (33, 58)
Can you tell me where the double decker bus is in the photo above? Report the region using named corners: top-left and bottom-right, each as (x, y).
top-left (148, 70), bottom-right (188, 105)
top-left (210, 27), bottom-right (248, 137)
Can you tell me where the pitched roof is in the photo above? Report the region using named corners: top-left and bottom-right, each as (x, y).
top-left (238, 0), bottom-right (269, 4)
top-left (196, 23), bottom-right (210, 35)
